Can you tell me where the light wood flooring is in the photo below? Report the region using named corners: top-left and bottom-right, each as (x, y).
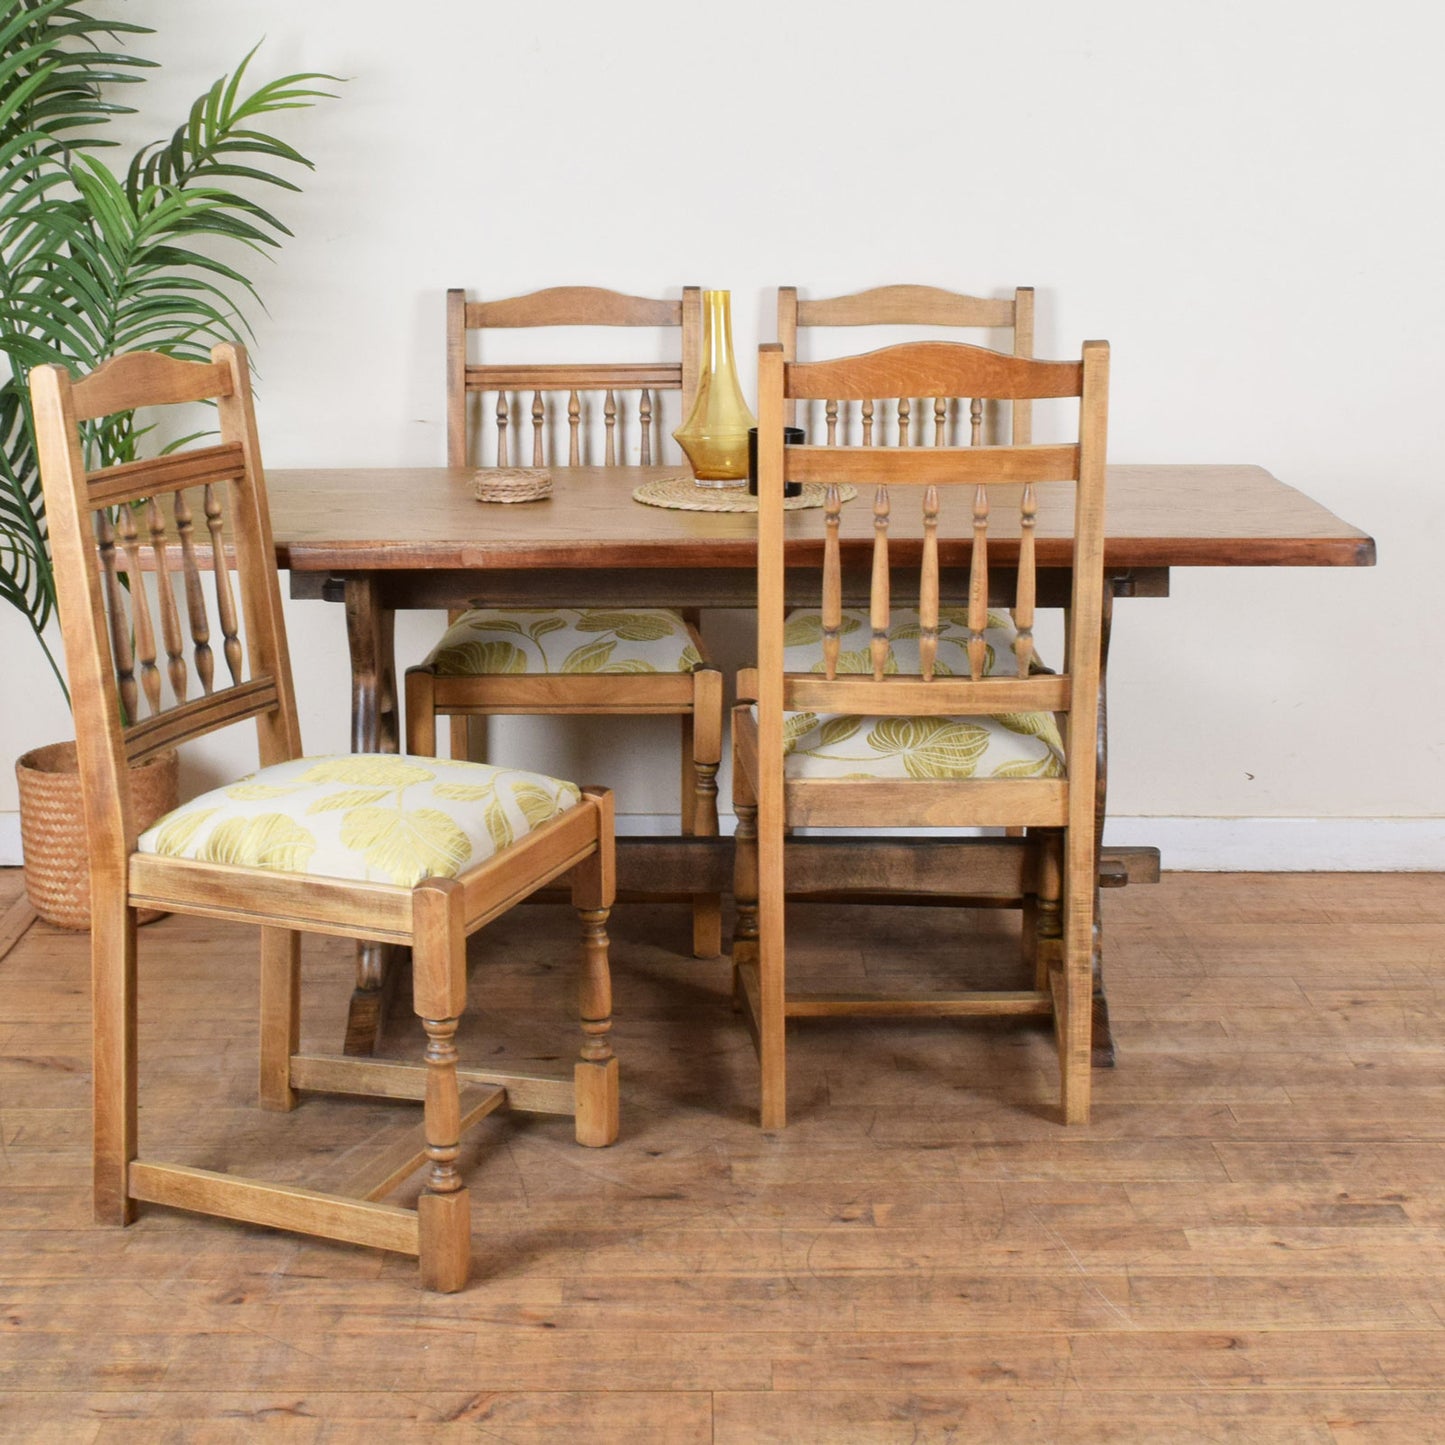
top-left (1, 869), bottom-right (1444, 1442)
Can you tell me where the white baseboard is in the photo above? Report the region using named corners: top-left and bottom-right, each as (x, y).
top-left (3, 811), bottom-right (1441, 872)
top-left (1102, 816), bottom-right (1445, 871)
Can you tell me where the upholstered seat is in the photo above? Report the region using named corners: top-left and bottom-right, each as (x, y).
top-left (138, 754), bottom-right (580, 887)
top-left (425, 608), bottom-right (703, 677)
top-left (777, 709), bottom-right (1064, 781)
top-left (783, 606), bottom-right (1029, 678)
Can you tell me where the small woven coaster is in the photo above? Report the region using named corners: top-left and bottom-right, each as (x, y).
top-left (472, 467), bottom-right (553, 503)
top-left (633, 473), bottom-right (858, 512)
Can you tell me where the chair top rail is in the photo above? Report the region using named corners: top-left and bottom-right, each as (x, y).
top-left (68, 352), bottom-right (231, 422)
top-left (462, 362), bottom-right (682, 392)
top-left (464, 286), bottom-right (687, 329)
top-left (794, 284), bottom-right (1024, 330)
top-left (786, 341), bottom-right (1086, 402)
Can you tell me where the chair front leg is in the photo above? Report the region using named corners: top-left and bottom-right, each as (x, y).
top-left (92, 893), bottom-right (139, 1225)
top-left (412, 879), bottom-right (471, 1292)
top-left (572, 787), bottom-right (619, 1147)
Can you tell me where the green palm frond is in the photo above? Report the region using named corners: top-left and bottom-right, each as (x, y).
top-left (0, 0), bottom-right (339, 704)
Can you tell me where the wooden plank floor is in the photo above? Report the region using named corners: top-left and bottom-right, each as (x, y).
top-left (1, 868), bottom-right (1443, 1442)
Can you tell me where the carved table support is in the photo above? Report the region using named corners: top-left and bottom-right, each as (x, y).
top-left (342, 575), bottom-right (403, 1055)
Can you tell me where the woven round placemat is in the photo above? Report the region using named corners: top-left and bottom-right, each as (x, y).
top-left (472, 467), bottom-right (553, 503)
top-left (633, 474), bottom-right (858, 512)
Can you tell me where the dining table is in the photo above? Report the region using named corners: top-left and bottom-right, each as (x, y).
top-left (265, 463), bottom-right (1376, 1060)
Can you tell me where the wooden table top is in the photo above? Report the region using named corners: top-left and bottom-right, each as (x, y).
top-left (264, 465), bottom-right (1375, 573)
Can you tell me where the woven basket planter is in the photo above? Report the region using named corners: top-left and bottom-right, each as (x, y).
top-left (15, 740), bottom-right (179, 930)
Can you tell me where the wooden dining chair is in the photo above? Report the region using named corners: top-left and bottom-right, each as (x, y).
top-left (406, 285), bottom-right (723, 958)
top-left (778, 284), bottom-right (1036, 443)
top-left (30, 344), bottom-right (620, 1293)
top-left (733, 337), bottom-right (1110, 1129)
top-left (777, 284), bottom-right (1041, 693)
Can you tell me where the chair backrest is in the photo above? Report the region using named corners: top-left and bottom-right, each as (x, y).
top-left (446, 285), bottom-right (703, 468)
top-left (777, 284), bottom-right (1035, 444)
top-left (29, 344), bottom-right (301, 862)
top-left (754, 337), bottom-right (1109, 818)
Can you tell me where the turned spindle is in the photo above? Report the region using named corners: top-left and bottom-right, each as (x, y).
top-left (1014, 482), bottom-right (1038, 677)
top-left (919, 486), bottom-right (940, 682)
top-left (115, 501), bottom-right (161, 716)
top-left (173, 489), bottom-right (214, 695)
top-left (147, 494), bottom-right (187, 703)
top-left (567, 390), bottom-right (581, 465)
top-left (822, 484), bottom-right (843, 680)
top-left (967, 482), bottom-right (990, 681)
top-left (870, 486), bottom-right (891, 680)
top-left (95, 508), bottom-right (138, 721)
top-left (204, 482), bottom-right (243, 686)
top-left (494, 392), bottom-right (509, 466)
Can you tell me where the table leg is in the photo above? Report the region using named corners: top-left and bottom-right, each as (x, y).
top-left (346, 576), bottom-right (399, 754)
top-left (343, 576), bottom-right (403, 1055)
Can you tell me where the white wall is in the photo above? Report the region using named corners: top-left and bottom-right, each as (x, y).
top-left (4, 0), bottom-right (1442, 867)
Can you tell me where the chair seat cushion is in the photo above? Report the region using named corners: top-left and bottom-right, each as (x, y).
top-left (775, 710), bottom-right (1065, 780)
top-left (425, 608), bottom-right (703, 676)
top-left (783, 606), bottom-right (1032, 678)
top-left (136, 754), bottom-right (581, 888)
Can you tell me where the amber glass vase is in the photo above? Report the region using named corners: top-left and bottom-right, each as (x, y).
top-left (673, 289), bottom-right (756, 485)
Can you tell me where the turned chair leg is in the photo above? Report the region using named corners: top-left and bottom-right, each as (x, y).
top-left (412, 879), bottom-right (472, 1293)
top-left (572, 787), bottom-right (619, 1147)
top-left (417, 1013), bottom-right (471, 1292)
top-left (573, 906), bottom-right (618, 1146)
top-left (1034, 829), bottom-right (1064, 992)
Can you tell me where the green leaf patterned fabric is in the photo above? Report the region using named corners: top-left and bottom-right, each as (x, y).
top-left (769, 709), bottom-right (1065, 780)
top-left (136, 754), bottom-right (582, 888)
top-left (427, 608), bottom-right (703, 676)
top-left (782, 607), bottom-right (1042, 679)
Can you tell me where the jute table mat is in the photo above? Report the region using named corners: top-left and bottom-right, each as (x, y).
top-left (632, 474), bottom-right (858, 512)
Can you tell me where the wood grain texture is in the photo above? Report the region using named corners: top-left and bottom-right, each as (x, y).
top-left (263, 463), bottom-right (1376, 574)
top-left (2, 871), bottom-right (1443, 1439)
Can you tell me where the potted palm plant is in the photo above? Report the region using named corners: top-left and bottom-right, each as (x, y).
top-left (1, 0), bottom-right (336, 925)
